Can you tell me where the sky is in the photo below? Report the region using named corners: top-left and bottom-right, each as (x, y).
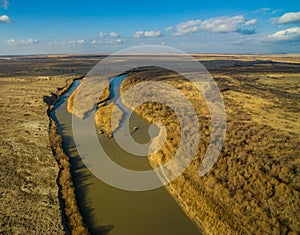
top-left (0, 0), bottom-right (300, 55)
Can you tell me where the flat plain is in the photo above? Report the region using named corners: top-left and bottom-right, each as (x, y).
top-left (0, 54), bottom-right (299, 234)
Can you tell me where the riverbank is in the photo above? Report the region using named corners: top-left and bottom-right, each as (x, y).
top-left (46, 77), bottom-right (89, 235)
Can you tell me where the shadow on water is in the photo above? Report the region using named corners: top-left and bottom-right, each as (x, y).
top-left (47, 80), bottom-right (114, 234)
top-left (55, 113), bottom-right (114, 234)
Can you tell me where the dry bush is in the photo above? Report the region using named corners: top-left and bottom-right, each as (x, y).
top-left (94, 102), bottom-right (123, 138)
top-left (49, 120), bottom-right (89, 235)
top-left (120, 68), bottom-right (300, 234)
top-left (47, 78), bottom-right (89, 235)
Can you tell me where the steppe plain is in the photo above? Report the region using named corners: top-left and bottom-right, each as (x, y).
top-left (0, 54), bottom-right (299, 234)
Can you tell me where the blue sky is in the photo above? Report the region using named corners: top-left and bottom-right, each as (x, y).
top-left (0, 0), bottom-right (300, 55)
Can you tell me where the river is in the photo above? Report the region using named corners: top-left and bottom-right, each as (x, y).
top-left (51, 76), bottom-right (200, 235)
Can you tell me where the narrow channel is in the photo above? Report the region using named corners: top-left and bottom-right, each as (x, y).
top-left (51, 75), bottom-right (200, 235)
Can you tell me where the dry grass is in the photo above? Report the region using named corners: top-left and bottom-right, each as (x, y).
top-left (0, 75), bottom-right (69, 234)
top-left (94, 102), bottom-right (123, 138)
top-left (67, 80), bottom-right (111, 114)
top-left (47, 79), bottom-right (89, 235)
top-left (48, 120), bottom-right (89, 235)
top-left (120, 64), bottom-right (300, 234)
top-left (225, 90), bottom-right (300, 135)
top-left (68, 82), bottom-right (123, 138)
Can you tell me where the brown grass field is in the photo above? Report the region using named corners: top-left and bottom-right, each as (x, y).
top-left (119, 59), bottom-right (300, 234)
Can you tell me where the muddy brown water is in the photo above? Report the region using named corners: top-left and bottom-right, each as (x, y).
top-left (51, 77), bottom-right (200, 235)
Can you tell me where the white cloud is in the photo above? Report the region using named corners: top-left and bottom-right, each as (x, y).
top-left (47, 39), bottom-right (88, 47)
top-left (7, 38), bottom-right (15, 44)
top-left (272, 12), bottom-right (300, 24)
top-left (200, 15), bottom-right (245, 33)
top-left (0, 0), bottom-right (9, 9)
top-left (99, 32), bottom-right (107, 38)
top-left (0, 14), bottom-right (11, 23)
top-left (268, 27), bottom-right (300, 41)
top-left (91, 40), bottom-right (99, 45)
top-left (26, 39), bottom-right (40, 44)
top-left (244, 19), bottom-right (257, 26)
top-left (114, 38), bottom-right (123, 44)
top-left (110, 32), bottom-right (119, 38)
top-left (76, 39), bottom-right (86, 44)
top-left (272, 9), bottom-right (283, 14)
top-left (173, 15), bottom-right (256, 36)
top-left (134, 30), bottom-right (163, 38)
top-left (99, 32), bottom-right (121, 38)
top-left (174, 19), bottom-right (201, 36)
top-left (91, 38), bottom-right (123, 45)
top-left (166, 26), bottom-right (173, 31)
top-left (62, 39), bottom-right (85, 45)
top-left (255, 7), bottom-right (271, 13)
top-left (7, 39), bottom-right (40, 45)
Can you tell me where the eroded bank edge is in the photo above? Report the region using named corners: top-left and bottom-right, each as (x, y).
top-left (45, 76), bottom-right (90, 235)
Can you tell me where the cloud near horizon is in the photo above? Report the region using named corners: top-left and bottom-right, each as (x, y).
top-left (7, 39), bottom-right (40, 45)
top-left (91, 38), bottom-right (123, 45)
top-left (173, 15), bottom-right (257, 36)
top-left (110, 32), bottom-right (119, 38)
top-left (271, 12), bottom-right (300, 24)
top-left (0, 14), bottom-right (11, 23)
top-left (99, 32), bottom-right (107, 38)
top-left (267, 27), bottom-right (300, 41)
top-left (4, 37), bottom-right (125, 48)
top-left (134, 30), bottom-right (163, 38)
top-left (99, 32), bottom-right (121, 38)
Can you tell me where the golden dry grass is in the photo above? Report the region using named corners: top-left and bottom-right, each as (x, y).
top-left (47, 78), bottom-right (89, 235)
top-left (49, 120), bottom-right (89, 235)
top-left (120, 65), bottom-right (300, 234)
top-left (94, 102), bottom-right (123, 138)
